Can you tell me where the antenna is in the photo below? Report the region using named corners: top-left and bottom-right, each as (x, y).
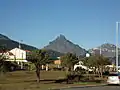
top-left (19, 42), bottom-right (21, 49)
top-left (19, 40), bottom-right (23, 49)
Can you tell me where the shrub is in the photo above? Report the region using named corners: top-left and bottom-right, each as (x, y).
top-left (66, 71), bottom-right (83, 84)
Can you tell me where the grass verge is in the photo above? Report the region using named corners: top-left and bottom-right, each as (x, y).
top-left (0, 71), bottom-right (105, 90)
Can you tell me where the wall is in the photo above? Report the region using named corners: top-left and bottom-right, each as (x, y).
top-left (54, 60), bottom-right (61, 65)
top-left (9, 48), bottom-right (26, 60)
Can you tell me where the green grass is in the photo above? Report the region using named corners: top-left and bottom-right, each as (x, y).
top-left (0, 71), bottom-right (67, 90)
top-left (0, 71), bottom-right (103, 90)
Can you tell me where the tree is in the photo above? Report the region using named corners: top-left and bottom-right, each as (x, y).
top-left (0, 45), bottom-right (8, 75)
top-left (95, 55), bottom-right (111, 78)
top-left (61, 53), bottom-right (79, 72)
top-left (0, 54), bottom-right (6, 74)
top-left (81, 56), bottom-right (94, 79)
top-left (27, 49), bottom-right (49, 82)
top-left (81, 55), bottom-right (111, 78)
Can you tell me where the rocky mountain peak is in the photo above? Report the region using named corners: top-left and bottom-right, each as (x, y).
top-left (55, 34), bottom-right (66, 41)
top-left (44, 34), bottom-right (86, 56)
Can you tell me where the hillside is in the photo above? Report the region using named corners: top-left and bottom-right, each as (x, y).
top-left (0, 34), bottom-right (37, 51)
top-left (45, 49), bottom-right (64, 58)
top-left (44, 34), bottom-right (87, 56)
top-left (89, 43), bottom-right (120, 57)
top-left (89, 43), bottom-right (120, 65)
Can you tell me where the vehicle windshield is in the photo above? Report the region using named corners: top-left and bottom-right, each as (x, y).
top-left (109, 74), bottom-right (118, 76)
top-left (109, 72), bottom-right (120, 76)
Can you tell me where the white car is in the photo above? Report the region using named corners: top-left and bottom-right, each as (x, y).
top-left (107, 72), bottom-right (120, 85)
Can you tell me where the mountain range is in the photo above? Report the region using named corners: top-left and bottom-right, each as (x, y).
top-left (0, 33), bottom-right (119, 65)
top-left (89, 43), bottom-right (120, 57)
top-left (89, 43), bottom-right (120, 65)
top-left (0, 33), bottom-right (120, 59)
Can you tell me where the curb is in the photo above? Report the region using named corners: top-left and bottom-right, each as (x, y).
top-left (50, 84), bottom-right (107, 90)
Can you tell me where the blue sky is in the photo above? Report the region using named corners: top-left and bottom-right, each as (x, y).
top-left (0, 0), bottom-right (120, 49)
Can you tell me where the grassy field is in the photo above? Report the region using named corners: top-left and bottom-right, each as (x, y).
top-left (0, 71), bottom-right (104, 90)
top-left (0, 71), bottom-right (69, 90)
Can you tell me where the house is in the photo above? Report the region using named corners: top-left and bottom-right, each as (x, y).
top-left (49, 57), bottom-right (61, 65)
top-left (74, 61), bottom-right (93, 71)
top-left (52, 57), bottom-right (61, 65)
top-left (54, 59), bottom-right (61, 65)
top-left (0, 48), bottom-right (31, 69)
top-left (8, 48), bottom-right (28, 63)
top-left (41, 57), bottom-right (62, 71)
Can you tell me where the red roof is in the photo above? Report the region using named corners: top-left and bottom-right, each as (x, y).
top-left (24, 50), bottom-right (31, 52)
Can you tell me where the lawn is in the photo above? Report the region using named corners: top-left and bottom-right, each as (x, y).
top-left (0, 71), bottom-right (104, 90)
top-left (0, 70), bottom-right (69, 90)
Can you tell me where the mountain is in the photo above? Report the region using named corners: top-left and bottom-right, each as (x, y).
top-left (89, 43), bottom-right (120, 57)
top-left (45, 49), bottom-right (64, 58)
top-left (44, 34), bottom-right (87, 56)
top-left (0, 34), bottom-right (10, 40)
top-left (0, 34), bottom-right (37, 51)
top-left (89, 43), bottom-right (120, 65)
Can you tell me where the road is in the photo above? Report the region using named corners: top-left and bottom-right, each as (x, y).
top-left (61, 85), bottom-right (120, 90)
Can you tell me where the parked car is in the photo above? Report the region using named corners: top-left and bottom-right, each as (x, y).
top-left (107, 72), bottom-right (120, 85)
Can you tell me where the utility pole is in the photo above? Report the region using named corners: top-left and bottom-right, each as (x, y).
top-left (116, 22), bottom-right (119, 72)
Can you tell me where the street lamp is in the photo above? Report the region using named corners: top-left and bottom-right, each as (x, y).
top-left (100, 46), bottom-right (102, 55)
top-left (116, 22), bottom-right (119, 72)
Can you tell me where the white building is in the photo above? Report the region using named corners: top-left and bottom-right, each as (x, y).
top-left (5, 48), bottom-right (28, 63)
top-left (74, 61), bottom-right (93, 71)
top-left (4, 48), bottom-right (30, 69)
top-left (8, 48), bottom-right (27, 62)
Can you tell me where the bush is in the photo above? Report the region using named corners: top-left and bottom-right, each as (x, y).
top-left (48, 64), bottom-right (63, 71)
top-left (75, 67), bottom-right (86, 74)
top-left (0, 61), bottom-right (19, 75)
top-left (66, 71), bottom-right (83, 84)
top-left (28, 63), bottom-right (36, 71)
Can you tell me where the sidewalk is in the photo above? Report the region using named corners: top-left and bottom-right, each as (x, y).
top-left (50, 83), bottom-right (107, 90)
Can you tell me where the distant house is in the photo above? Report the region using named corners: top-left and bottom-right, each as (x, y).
top-left (9, 48), bottom-right (27, 62)
top-left (49, 57), bottom-right (61, 65)
top-left (0, 48), bottom-right (31, 69)
top-left (54, 57), bottom-right (61, 65)
top-left (5, 48), bottom-right (28, 63)
top-left (54, 60), bottom-right (61, 65)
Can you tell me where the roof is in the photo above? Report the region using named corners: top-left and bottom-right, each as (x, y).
top-left (11, 48), bottom-right (31, 52)
top-left (49, 57), bottom-right (60, 61)
top-left (8, 52), bottom-right (14, 56)
top-left (24, 50), bottom-right (31, 52)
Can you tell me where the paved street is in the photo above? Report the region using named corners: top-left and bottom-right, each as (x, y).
top-left (61, 85), bottom-right (120, 90)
